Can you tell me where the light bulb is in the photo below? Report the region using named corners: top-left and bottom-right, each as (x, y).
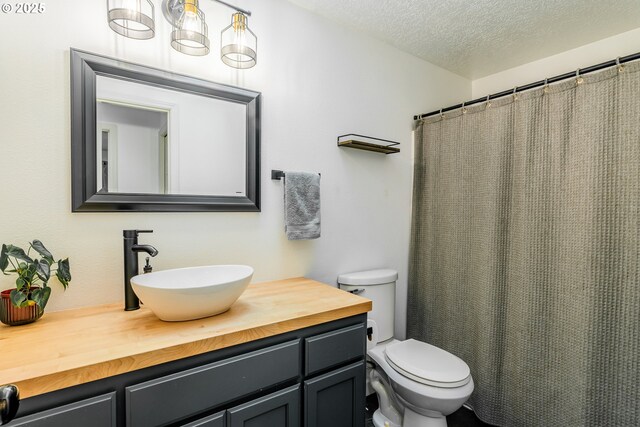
top-left (235, 26), bottom-right (246, 47)
top-left (221, 12), bottom-right (257, 68)
top-left (170, 0), bottom-right (210, 55)
top-left (180, 10), bottom-right (199, 33)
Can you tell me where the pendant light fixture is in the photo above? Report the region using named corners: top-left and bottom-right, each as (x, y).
top-left (108, 0), bottom-right (257, 69)
top-left (107, 0), bottom-right (155, 40)
top-left (221, 12), bottom-right (257, 69)
top-left (170, 0), bottom-right (210, 56)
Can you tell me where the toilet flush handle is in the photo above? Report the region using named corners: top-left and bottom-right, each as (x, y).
top-left (347, 288), bottom-right (365, 295)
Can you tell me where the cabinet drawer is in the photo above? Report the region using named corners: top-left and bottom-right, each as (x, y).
top-left (8, 393), bottom-right (116, 427)
top-left (305, 324), bottom-right (365, 376)
top-left (126, 340), bottom-right (300, 427)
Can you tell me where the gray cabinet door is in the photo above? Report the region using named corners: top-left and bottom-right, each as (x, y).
top-left (304, 362), bottom-right (365, 427)
top-left (7, 393), bottom-right (116, 427)
top-left (227, 385), bottom-right (300, 427)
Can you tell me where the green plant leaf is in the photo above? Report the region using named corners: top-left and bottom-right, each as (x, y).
top-left (9, 289), bottom-right (27, 308)
top-left (36, 259), bottom-right (51, 283)
top-left (23, 262), bottom-right (37, 284)
top-left (56, 258), bottom-right (71, 289)
top-left (3, 242), bottom-right (70, 299)
top-left (31, 287), bottom-right (51, 310)
top-left (6, 245), bottom-right (33, 264)
top-left (0, 244), bottom-right (8, 272)
top-left (30, 240), bottom-right (54, 265)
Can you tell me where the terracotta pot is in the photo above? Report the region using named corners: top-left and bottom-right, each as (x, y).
top-left (0, 289), bottom-right (44, 326)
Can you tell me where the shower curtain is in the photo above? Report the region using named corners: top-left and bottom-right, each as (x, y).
top-left (408, 62), bottom-right (639, 426)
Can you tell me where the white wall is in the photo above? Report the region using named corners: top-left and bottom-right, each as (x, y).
top-left (472, 27), bottom-right (640, 97)
top-left (0, 0), bottom-right (470, 338)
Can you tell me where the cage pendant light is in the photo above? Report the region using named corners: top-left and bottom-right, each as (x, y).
top-left (170, 0), bottom-right (211, 56)
top-left (221, 12), bottom-right (257, 69)
top-left (107, 0), bottom-right (155, 40)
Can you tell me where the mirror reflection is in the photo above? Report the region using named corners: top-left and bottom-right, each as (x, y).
top-left (97, 102), bottom-right (169, 194)
top-left (96, 75), bottom-right (247, 197)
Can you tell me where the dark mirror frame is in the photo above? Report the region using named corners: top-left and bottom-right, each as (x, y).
top-left (70, 49), bottom-right (260, 212)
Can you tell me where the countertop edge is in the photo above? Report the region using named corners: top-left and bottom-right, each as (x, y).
top-left (8, 281), bottom-right (371, 398)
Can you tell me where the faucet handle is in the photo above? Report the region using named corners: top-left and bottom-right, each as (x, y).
top-left (123, 230), bottom-right (154, 238)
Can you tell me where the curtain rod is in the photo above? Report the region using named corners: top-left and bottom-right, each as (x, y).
top-left (413, 51), bottom-right (640, 121)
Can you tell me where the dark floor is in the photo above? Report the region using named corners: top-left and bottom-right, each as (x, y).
top-left (447, 406), bottom-right (495, 427)
top-left (365, 394), bottom-right (495, 427)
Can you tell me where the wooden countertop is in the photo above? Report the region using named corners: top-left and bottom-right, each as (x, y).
top-left (0, 277), bottom-right (371, 399)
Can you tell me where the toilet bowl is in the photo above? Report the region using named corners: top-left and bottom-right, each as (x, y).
top-left (368, 339), bottom-right (474, 427)
top-left (338, 269), bottom-right (474, 427)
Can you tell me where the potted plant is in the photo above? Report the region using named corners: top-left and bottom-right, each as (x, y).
top-left (0, 240), bottom-right (71, 326)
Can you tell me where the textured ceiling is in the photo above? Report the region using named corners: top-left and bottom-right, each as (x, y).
top-left (286, 0), bottom-right (640, 79)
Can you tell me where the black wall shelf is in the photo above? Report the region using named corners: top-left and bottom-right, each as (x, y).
top-left (337, 134), bottom-right (400, 155)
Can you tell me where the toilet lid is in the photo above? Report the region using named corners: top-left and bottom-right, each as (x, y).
top-left (384, 339), bottom-right (471, 388)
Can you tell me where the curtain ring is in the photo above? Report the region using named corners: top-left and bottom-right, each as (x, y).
top-left (486, 95), bottom-right (492, 108)
top-left (616, 57), bottom-right (625, 73)
top-left (576, 69), bottom-right (584, 85)
top-left (439, 108), bottom-right (445, 119)
top-left (461, 101), bottom-right (467, 114)
top-left (512, 86), bottom-right (519, 101)
top-left (543, 78), bottom-right (549, 94)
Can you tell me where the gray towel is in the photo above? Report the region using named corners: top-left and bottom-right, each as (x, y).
top-left (284, 171), bottom-right (321, 240)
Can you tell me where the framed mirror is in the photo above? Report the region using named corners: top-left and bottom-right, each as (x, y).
top-left (70, 49), bottom-right (260, 212)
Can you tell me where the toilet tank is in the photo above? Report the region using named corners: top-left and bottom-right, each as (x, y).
top-left (338, 269), bottom-right (398, 342)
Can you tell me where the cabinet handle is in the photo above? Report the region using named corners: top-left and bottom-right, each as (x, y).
top-left (0, 384), bottom-right (19, 425)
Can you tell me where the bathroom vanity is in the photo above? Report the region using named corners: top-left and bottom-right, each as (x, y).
top-left (0, 278), bottom-right (371, 427)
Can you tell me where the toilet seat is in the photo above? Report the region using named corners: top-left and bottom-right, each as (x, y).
top-left (384, 339), bottom-right (471, 388)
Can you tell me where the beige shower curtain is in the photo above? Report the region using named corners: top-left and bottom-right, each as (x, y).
top-left (408, 62), bottom-right (639, 426)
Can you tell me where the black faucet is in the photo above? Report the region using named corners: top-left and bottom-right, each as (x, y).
top-left (123, 230), bottom-right (158, 311)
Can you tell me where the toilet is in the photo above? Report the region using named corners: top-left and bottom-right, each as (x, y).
top-left (338, 269), bottom-right (474, 427)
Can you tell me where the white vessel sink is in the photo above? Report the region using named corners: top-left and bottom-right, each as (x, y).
top-left (131, 265), bottom-right (254, 321)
